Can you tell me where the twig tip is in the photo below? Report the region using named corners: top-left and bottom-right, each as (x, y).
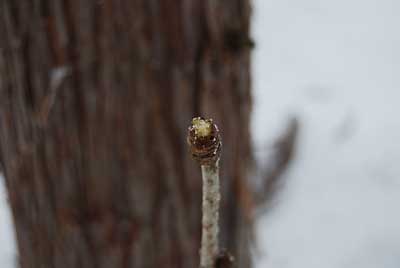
top-left (187, 117), bottom-right (222, 166)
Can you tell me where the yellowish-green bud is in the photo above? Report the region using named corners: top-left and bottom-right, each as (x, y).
top-left (192, 117), bottom-right (212, 138)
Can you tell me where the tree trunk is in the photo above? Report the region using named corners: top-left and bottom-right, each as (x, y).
top-left (0, 1), bottom-right (253, 267)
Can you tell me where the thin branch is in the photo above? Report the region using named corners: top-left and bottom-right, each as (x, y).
top-left (200, 163), bottom-right (220, 268)
top-left (187, 117), bottom-right (222, 268)
top-left (33, 66), bottom-right (70, 126)
top-left (255, 117), bottom-right (299, 208)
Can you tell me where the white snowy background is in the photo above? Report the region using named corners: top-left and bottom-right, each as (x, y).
top-left (252, 0), bottom-right (400, 267)
top-left (0, 181), bottom-right (15, 267)
top-left (1, 0), bottom-right (400, 267)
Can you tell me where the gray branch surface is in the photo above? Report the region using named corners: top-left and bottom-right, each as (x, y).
top-left (200, 163), bottom-right (220, 268)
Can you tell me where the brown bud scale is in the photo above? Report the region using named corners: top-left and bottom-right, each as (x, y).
top-left (187, 117), bottom-right (222, 166)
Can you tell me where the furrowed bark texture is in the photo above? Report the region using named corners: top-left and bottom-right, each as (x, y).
top-left (0, 1), bottom-right (253, 267)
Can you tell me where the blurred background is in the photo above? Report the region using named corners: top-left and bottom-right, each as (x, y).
top-left (252, 0), bottom-right (400, 267)
top-left (1, 0), bottom-right (400, 267)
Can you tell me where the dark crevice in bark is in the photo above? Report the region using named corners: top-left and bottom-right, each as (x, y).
top-left (3, 0), bottom-right (19, 35)
top-left (21, 34), bottom-right (34, 111)
top-left (40, 0), bottom-right (51, 18)
top-left (92, 2), bottom-right (101, 93)
top-left (192, 5), bottom-right (208, 117)
top-left (61, 1), bottom-right (99, 267)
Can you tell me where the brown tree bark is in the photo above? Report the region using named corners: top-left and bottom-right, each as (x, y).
top-left (0, 1), bottom-right (253, 267)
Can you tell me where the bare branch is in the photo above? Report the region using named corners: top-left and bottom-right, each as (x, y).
top-left (33, 66), bottom-right (70, 126)
top-left (187, 117), bottom-right (222, 268)
top-left (255, 117), bottom-right (299, 209)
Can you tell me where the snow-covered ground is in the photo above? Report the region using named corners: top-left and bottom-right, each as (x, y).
top-left (252, 0), bottom-right (400, 267)
top-left (0, 178), bottom-right (16, 267)
top-left (1, 0), bottom-right (400, 267)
